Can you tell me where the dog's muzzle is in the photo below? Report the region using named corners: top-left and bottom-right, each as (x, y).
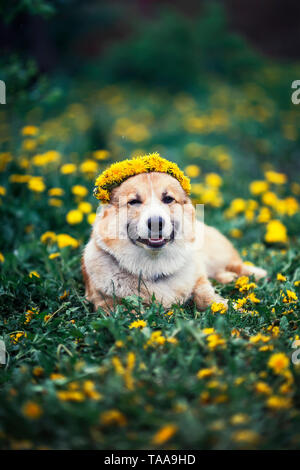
top-left (128, 219), bottom-right (175, 249)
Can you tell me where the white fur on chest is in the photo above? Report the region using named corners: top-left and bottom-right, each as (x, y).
top-left (84, 235), bottom-right (205, 307)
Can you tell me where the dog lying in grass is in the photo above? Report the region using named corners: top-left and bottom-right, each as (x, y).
top-left (82, 156), bottom-right (266, 313)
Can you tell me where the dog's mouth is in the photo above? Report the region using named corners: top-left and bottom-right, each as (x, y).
top-left (129, 229), bottom-right (175, 249)
top-left (137, 237), bottom-right (167, 248)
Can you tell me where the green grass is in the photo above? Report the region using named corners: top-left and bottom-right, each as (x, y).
top-left (0, 72), bottom-right (300, 449)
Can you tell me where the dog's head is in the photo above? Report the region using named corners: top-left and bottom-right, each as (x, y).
top-left (93, 172), bottom-right (195, 278)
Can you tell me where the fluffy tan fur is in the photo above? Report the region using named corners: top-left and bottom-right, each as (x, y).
top-left (82, 172), bottom-right (266, 312)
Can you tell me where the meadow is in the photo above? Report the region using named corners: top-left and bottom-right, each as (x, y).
top-left (1, 17), bottom-right (300, 448)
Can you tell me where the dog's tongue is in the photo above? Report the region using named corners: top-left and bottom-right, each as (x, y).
top-left (146, 236), bottom-right (166, 248)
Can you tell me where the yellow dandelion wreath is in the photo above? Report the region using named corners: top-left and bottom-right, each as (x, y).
top-left (93, 153), bottom-right (191, 203)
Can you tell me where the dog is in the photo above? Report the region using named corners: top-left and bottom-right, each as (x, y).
top-left (82, 171), bottom-right (267, 312)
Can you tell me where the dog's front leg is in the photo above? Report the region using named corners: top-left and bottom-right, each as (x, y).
top-left (193, 276), bottom-right (228, 311)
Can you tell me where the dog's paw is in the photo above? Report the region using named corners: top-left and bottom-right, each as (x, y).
top-left (215, 271), bottom-right (238, 284)
top-left (242, 264), bottom-right (267, 280)
top-left (252, 266), bottom-right (267, 280)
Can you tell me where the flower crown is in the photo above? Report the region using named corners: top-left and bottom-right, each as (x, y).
top-left (93, 153), bottom-right (191, 202)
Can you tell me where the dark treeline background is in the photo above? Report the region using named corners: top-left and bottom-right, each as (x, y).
top-left (1, 0), bottom-right (300, 74)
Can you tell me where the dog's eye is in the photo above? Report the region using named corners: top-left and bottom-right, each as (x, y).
top-left (128, 199), bottom-right (141, 206)
top-left (162, 195), bottom-right (174, 204)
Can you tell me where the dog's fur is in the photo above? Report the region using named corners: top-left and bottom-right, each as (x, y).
top-left (82, 172), bottom-right (266, 312)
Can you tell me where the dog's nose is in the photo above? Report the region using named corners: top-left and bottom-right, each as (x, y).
top-left (147, 216), bottom-right (165, 236)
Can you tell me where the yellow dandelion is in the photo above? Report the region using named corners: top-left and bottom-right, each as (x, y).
top-left (50, 373), bottom-right (65, 380)
top-left (56, 233), bottom-right (79, 249)
top-left (94, 153), bottom-right (191, 202)
top-left (48, 187), bottom-right (64, 197)
top-left (87, 212), bottom-right (96, 225)
top-left (49, 252), bottom-right (60, 260)
top-left (257, 206), bottom-right (272, 223)
top-left (33, 366), bottom-right (44, 377)
top-left (202, 328), bottom-right (215, 335)
top-left (232, 430), bottom-right (259, 445)
top-left (185, 164), bottom-right (200, 178)
top-left (72, 185), bottom-right (88, 198)
top-left (246, 292), bottom-right (260, 304)
top-left (197, 367), bottom-right (216, 379)
top-left (21, 126), bottom-right (38, 136)
top-left (265, 220), bottom-right (288, 244)
top-left (60, 163), bottom-right (77, 174)
top-left (93, 150), bottom-right (110, 160)
top-left (22, 401), bottom-right (43, 419)
top-left (83, 380), bottom-right (102, 400)
top-left (249, 180), bottom-right (269, 195)
top-left (145, 330), bottom-right (166, 348)
top-left (206, 333), bottom-right (225, 350)
top-left (80, 159), bottom-right (98, 174)
top-left (100, 409), bottom-right (127, 427)
top-left (211, 302), bottom-right (227, 314)
top-left (28, 177), bottom-right (45, 193)
top-left (268, 352), bottom-right (289, 374)
top-left (230, 414), bottom-right (249, 425)
top-left (66, 209), bottom-right (83, 225)
top-left (129, 319), bottom-right (147, 329)
top-left (29, 271), bottom-right (40, 279)
top-left (57, 390), bottom-right (85, 402)
top-left (266, 395), bottom-right (292, 410)
top-left (281, 290), bottom-right (298, 303)
top-left (22, 139), bottom-right (37, 151)
top-left (49, 198), bottom-right (63, 207)
top-left (235, 276), bottom-right (250, 290)
top-left (152, 424), bottom-right (178, 445)
top-left (233, 298), bottom-right (247, 310)
top-left (40, 231), bottom-right (56, 244)
top-left (265, 170), bottom-right (287, 185)
top-left (78, 201), bottom-right (92, 214)
top-left (10, 174), bottom-right (31, 183)
top-left (10, 332), bottom-right (26, 343)
top-left (205, 173), bottom-right (222, 188)
top-left (230, 228), bottom-right (243, 238)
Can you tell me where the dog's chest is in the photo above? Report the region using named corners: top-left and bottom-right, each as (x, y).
top-left (85, 238), bottom-right (203, 307)
top-left (106, 260), bottom-right (198, 306)
top-left (148, 265), bottom-right (197, 305)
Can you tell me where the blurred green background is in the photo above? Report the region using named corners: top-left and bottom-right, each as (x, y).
top-left (1, 0), bottom-right (300, 171)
